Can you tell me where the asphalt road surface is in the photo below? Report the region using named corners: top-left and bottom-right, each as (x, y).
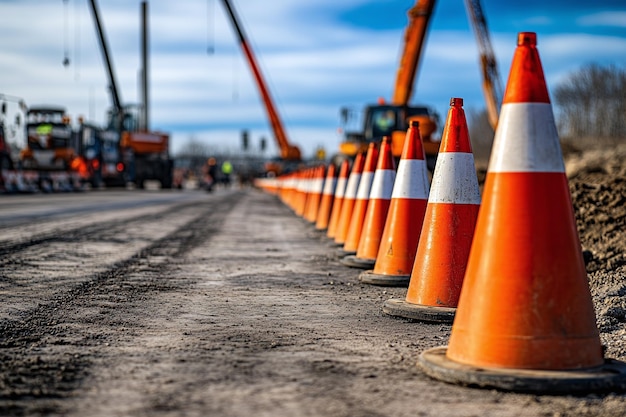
top-left (1, 188), bottom-right (625, 416)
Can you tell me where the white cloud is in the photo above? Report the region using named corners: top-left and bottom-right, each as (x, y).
top-left (578, 11), bottom-right (626, 27)
top-left (540, 33), bottom-right (626, 62)
top-left (1, 0), bottom-right (625, 161)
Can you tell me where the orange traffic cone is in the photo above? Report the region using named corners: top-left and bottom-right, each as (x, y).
top-left (334, 151), bottom-right (366, 246)
top-left (286, 173), bottom-right (300, 211)
top-left (339, 142), bottom-right (379, 258)
top-left (304, 165), bottom-right (325, 224)
top-left (383, 98), bottom-right (480, 323)
top-left (278, 172), bottom-right (294, 208)
top-left (342, 136), bottom-right (395, 269)
top-left (419, 32), bottom-right (626, 394)
top-left (315, 163), bottom-right (337, 231)
top-left (293, 169), bottom-right (308, 217)
top-left (359, 121), bottom-right (430, 286)
top-left (326, 159), bottom-right (351, 239)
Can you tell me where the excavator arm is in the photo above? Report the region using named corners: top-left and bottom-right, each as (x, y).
top-left (392, 0), bottom-right (436, 106)
top-left (221, 0), bottom-right (301, 161)
top-left (464, 0), bottom-right (503, 130)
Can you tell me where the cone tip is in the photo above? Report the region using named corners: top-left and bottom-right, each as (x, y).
top-left (410, 120), bottom-right (419, 128)
top-left (517, 32), bottom-right (537, 47)
top-left (450, 97), bottom-right (463, 107)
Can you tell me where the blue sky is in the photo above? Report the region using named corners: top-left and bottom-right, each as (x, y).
top-left (0, 0), bottom-right (625, 159)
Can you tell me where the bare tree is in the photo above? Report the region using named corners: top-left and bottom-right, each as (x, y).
top-left (174, 136), bottom-right (212, 173)
top-left (554, 64), bottom-right (626, 140)
top-left (467, 108), bottom-right (495, 164)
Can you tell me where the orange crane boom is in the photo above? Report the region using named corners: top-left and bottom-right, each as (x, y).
top-left (339, 0), bottom-right (502, 161)
top-left (338, 0), bottom-right (439, 160)
top-left (392, 0), bottom-right (436, 106)
top-left (221, 0), bottom-right (301, 162)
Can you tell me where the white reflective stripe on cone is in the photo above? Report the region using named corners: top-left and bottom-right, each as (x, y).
top-left (369, 169), bottom-right (396, 200)
top-left (344, 173), bottom-right (361, 198)
top-left (489, 102), bottom-right (565, 173)
top-left (322, 177), bottom-right (337, 196)
top-left (335, 177), bottom-right (347, 198)
top-left (311, 177), bottom-right (325, 193)
top-left (356, 171), bottom-right (375, 200)
top-left (429, 153), bottom-right (481, 205)
top-left (391, 159), bottom-right (430, 200)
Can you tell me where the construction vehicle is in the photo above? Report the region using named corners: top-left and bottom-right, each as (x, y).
top-left (72, 118), bottom-right (126, 189)
top-left (18, 106), bottom-right (84, 191)
top-left (0, 115), bottom-right (12, 192)
top-left (0, 101), bottom-right (13, 177)
top-left (87, 0), bottom-right (173, 188)
top-left (340, 0), bottom-right (502, 164)
top-left (220, 0), bottom-right (302, 175)
top-left (340, 0), bottom-right (439, 164)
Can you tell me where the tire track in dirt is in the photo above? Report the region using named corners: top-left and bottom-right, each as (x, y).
top-left (0, 199), bottom-right (215, 260)
top-left (0, 191), bottom-right (242, 416)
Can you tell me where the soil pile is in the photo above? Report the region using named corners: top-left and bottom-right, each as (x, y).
top-left (565, 138), bottom-right (626, 357)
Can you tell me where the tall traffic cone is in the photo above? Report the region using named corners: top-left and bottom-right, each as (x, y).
top-left (315, 163), bottom-right (337, 231)
top-left (383, 98), bottom-right (480, 323)
top-left (342, 136), bottom-right (395, 269)
top-left (359, 121), bottom-right (430, 286)
top-left (304, 165), bottom-right (325, 224)
top-left (339, 142), bottom-right (379, 258)
top-left (333, 151), bottom-right (366, 246)
top-left (326, 159), bottom-right (351, 239)
top-left (419, 32), bottom-right (626, 394)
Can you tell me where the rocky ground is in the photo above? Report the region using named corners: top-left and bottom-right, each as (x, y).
top-left (565, 138), bottom-right (626, 361)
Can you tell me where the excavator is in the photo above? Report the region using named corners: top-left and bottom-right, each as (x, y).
top-left (220, 0), bottom-right (302, 175)
top-left (340, 0), bottom-right (502, 164)
top-left (85, 0), bottom-right (173, 188)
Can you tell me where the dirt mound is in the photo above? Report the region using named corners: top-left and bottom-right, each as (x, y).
top-left (566, 139), bottom-right (626, 273)
top-left (564, 139), bottom-right (626, 354)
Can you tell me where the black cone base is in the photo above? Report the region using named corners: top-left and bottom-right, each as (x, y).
top-left (418, 347), bottom-right (626, 394)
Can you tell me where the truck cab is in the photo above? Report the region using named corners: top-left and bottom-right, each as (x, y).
top-left (20, 106), bottom-right (75, 171)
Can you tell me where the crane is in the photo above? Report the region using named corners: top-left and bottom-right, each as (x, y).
top-left (340, 0), bottom-right (503, 162)
top-left (339, 0), bottom-right (440, 162)
top-left (220, 0), bottom-right (302, 167)
top-left (87, 0), bottom-right (173, 188)
top-left (464, 0), bottom-right (503, 130)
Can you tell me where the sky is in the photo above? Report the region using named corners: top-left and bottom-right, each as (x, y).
top-left (0, 0), bottom-right (625, 160)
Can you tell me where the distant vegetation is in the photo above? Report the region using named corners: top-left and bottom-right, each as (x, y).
top-left (468, 63), bottom-right (626, 163)
top-left (554, 63), bottom-right (626, 140)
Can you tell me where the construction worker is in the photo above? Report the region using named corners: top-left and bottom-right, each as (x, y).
top-left (221, 160), bottom-right (233, 187)
top-left (205, 157), bottom-right (217, 192)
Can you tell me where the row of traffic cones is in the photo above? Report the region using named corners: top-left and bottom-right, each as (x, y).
top-left (253, 32), bottom-right (626, 394)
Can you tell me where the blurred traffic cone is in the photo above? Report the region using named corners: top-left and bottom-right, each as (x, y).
top-left (304, 165), bottom-right (325, 224)
top-left (419, 32), bottom-right (626, 394)
top-left (293, 169), bottom-right (308, 217)
top-left (316, 163), bottom-right (337, 231)
top-left (342, 136), bottom-right (395, 269)
top-left (326, 159), bottom-right (351, 239)
top-left (359, 121), bottom-right (430, 286)
top-left (278, 172), bottom-right (294, 207)
top-left (383, 98), bottom-right (480, 323)
top-left (339, 142), bottom-right (379, 258)
top-left (334, 151), bottom-right (366, 246)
